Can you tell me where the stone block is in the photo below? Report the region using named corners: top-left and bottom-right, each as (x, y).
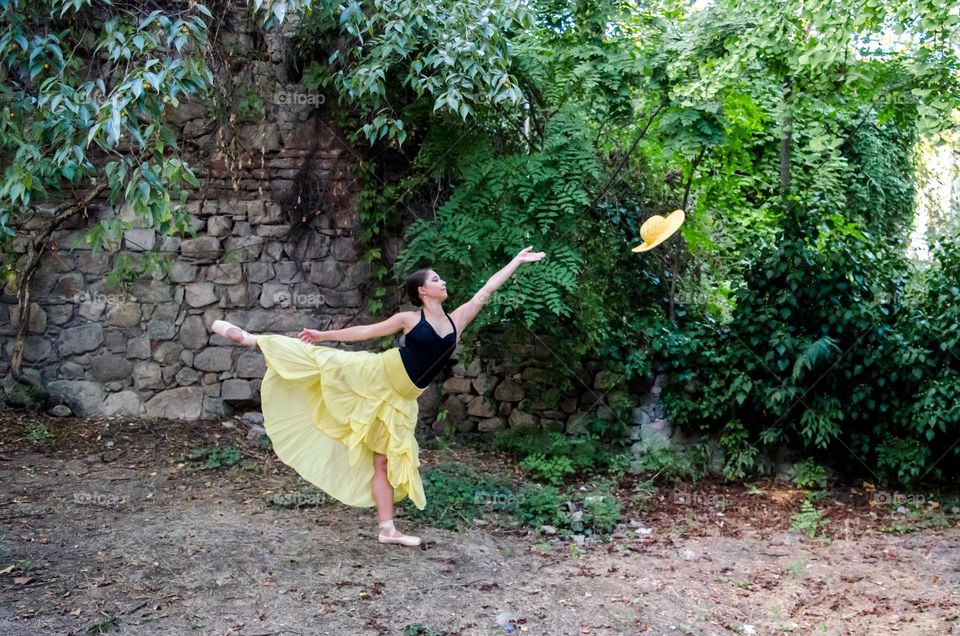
top-left (494, 380), bottom-right (524, 402)
top-left (508, 410), bottom-right (538, 429)
top-left (145, 387), bottom-right (204, 419)
top-left (467, 395), bottom-right (496, 418)
top-left (57, 324), bottom-right (104, 357)
top-left (47, 380), bottom-right (105, 416)
top-left (90, 353), bottom-right (133, 383)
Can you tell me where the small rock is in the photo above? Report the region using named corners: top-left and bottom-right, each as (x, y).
top-left (240, 412), bottom-right (264, 426)
top-left (245, 424), bottom-right (267, 441)
top-left (49, 404), bottom-right (73, 417)
top-left (541, 525), bottom-right (557, 535)
top-left (221, 420), bottom-right (235, 429)
top-left (495, 611), bottom-right (517, 627)
top-left (681, 549), bottom-right (697, 560)
top-left (743, 625), bottom-right (756, 635)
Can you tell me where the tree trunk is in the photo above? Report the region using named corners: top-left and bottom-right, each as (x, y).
top-left (780, 76), bottom-right (792, 195)
top-left (10, 185), bottom-right (106, 382)
top-left (668, 147), bottom-right (707, 323)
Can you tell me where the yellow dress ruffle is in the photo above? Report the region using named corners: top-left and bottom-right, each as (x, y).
top-left (256, 335), bottom-right (427, 510)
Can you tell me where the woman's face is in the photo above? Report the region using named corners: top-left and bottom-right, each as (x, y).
top-left (419, 270), bottom-right (448, 303)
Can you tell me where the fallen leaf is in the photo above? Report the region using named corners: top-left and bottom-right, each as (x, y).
top-left (14, 577), bottom-right (33, 585)
top-left (0, 565), bottom-right (14, 575)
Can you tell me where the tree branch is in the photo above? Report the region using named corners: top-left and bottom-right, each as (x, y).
top-left (587, 96), bottom-right (669, 211)
top-left (668, 146), bottom-right (707, 323)
top-left (10, 184), bottom-right (107, 382)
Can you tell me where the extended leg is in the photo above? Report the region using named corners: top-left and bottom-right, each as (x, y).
top-left (211, 320), bottom-right (259, 349)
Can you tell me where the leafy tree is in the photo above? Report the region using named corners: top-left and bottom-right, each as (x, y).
top-left (0, 0), bottom-right (307, 381)
top-left (293, 0), bottom-right (534, 146)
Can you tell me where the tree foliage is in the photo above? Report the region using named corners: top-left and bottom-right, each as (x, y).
top-left (0, 0), bottom-right (309, 376)
top-left (299, 0), bottom-right (960, 483)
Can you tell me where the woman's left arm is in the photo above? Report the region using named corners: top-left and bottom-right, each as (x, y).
top-left (450, 246), bottom-right (546, 333)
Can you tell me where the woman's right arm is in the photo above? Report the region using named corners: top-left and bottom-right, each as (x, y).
top-left (299, 312), bottom-right (414, 344)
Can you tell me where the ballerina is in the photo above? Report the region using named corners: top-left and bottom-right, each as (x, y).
top-left (211, 246), bottom-right (546, 546)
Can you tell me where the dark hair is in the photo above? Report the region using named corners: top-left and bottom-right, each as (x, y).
top-left (405, 269), bottom-right (432, 307)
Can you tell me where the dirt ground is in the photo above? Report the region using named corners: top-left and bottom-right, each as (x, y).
top-left (1, 412), bottom-right (958, 636)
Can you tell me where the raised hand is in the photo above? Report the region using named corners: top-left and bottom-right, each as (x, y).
top-left (514, 245), bottom-right (546, 263)
top-left (298, 328), bottom-right (324, 344)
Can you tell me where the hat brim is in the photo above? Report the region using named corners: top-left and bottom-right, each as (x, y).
top-left (632, 210), bottom-right (685, 253)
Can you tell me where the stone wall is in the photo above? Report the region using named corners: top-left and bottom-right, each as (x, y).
top-left (431, 333), bottom-right (646, 432)
top-left (0, 8), bottom-right (379, 423)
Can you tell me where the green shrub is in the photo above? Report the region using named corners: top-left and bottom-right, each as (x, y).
top-left (657, 223), bottom-right (960, 486)
top-left (519, 453), bottom-right (575, 486)
top-left (182, 446), bottom-right (248, 470)
top-left (580, 492), bottom-right (622, 536)
top-left (493, 429), bottom-right (630, 484)
top-left (515, 483), bottom-right (569, 529)
top-left (634, 444), bottom-right (709, 483)
top-left (792, 458), bottom-right (828, 489)
top-left (718, 420), bottom-right (761, 480)
top-left (28, 422), bottom-right (54, 442)
top-left (403, 464), bottom-right (517, 531)
top-left (790, 497), bottom-right (830, 540)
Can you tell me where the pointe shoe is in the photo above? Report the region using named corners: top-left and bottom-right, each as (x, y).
top-left (211, 320), bottom-right (257, 348)
top-left (378, 519), bottom-right (421, 547)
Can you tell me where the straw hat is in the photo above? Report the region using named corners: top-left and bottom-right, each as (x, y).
top-left (632, 209), bottom-right (685, 252)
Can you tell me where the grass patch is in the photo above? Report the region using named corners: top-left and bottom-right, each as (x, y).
top-left (790, 497), bottom-right (830, 540)
top-left (490, 429), bottom-right (631, 485)
top-left (401, 462), bottom-right (520, 531)
top-left (180, 445), bottom-right (253, 471)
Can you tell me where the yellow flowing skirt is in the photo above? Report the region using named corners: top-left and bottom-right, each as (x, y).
top-left (256, 335), bottom-right (427, 510)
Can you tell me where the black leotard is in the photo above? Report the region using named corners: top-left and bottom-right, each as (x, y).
top-left (398, 309), bottom-right (457, 388)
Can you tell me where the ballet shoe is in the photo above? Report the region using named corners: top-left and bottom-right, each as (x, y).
top-left (378, 519), bottom-right (421, 547)
top-left (211, 320), bottom-right (257, 348)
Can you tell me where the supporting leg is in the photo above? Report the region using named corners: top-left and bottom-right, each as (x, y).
top-left (372, 452), bottom-right (394, 523)
top-left (372, 452), bottom-right (421, 546)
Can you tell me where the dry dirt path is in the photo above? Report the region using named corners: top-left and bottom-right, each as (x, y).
top-left (1, 414), bottom-right (957, 635)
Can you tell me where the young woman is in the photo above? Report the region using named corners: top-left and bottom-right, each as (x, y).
top-left (211, 246), bottom-right (546, 546)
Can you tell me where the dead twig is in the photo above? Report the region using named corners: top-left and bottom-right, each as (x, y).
top-left (419, 578), bottom-right (487, 592)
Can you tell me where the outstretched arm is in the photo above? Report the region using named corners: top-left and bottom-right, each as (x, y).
top-left (299, 312), bottom-right (415, 344)
top-left (450, 246), bottom-right (546, 333)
